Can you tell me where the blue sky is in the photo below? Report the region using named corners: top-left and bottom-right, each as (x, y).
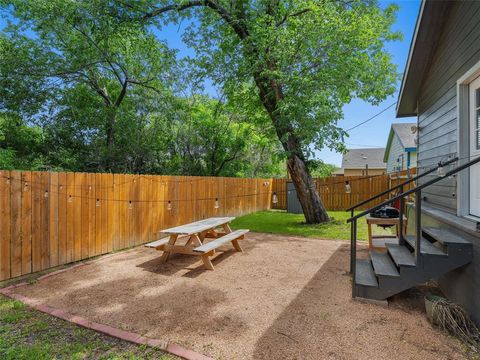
top-left (154, 0), bottom-right (422, 166)
top-left (1, 1), bottom-right (421, 167)
top-left (320, 0), bottom-right (421, 166)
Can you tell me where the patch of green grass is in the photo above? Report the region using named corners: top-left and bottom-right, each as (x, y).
top-left (0, 296), bottom-right (176, 360)
top-left (231, 210), bottom-right (392, 241)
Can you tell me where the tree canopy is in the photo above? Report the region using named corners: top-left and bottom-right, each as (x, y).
top-left (118, 0), bottom-right (400, 222)
top-left (0, 0), bottom-right (284, 176)
top-left (0, 0), bottom-right (400, 222)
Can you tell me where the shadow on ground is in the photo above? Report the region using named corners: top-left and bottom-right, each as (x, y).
top-left (252, 244), bottom-right (467, 360)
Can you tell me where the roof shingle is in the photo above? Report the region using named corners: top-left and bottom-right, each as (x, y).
top-left (392, 123), bottom-right (417, 149)
top-left (341, 148), bottom-right (386, 169)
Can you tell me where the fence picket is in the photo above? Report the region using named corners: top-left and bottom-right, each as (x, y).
top-left (10, 171), bottom-right (22, 278)
top-left (0, 168), bottom-right (413, 281)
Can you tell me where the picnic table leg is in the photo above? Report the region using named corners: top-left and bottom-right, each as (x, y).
top-left (198, 230), bottom-right (209, 243)
top-left (223, 223), bottom-right (232, 234)
top-left (201, 254), bottom-right (215, 270)
top-left (231, 236), bottom-right (243, 252)
top-left (159, 234), bottom-right (178, 263)
top-left (185, 235), bottom-right (195, 246)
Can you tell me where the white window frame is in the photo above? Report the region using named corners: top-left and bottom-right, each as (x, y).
top-left (456, 59), bottom-right (480, 217)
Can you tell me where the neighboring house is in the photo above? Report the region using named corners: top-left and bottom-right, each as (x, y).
top-left (396, 0), bottom-right (480, 324)
top-left (383, 123), bottom-right (417, 173)
top-left (340, 148), bottom-right (386, 176)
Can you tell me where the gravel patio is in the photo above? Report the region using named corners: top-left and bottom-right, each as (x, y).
top-left (8, 233), bottom-right (470, 359)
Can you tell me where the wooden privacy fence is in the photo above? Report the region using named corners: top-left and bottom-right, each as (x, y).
top-left (0, 170), bottom-right (272, 281)
top-left (272, 168), bottom-right (417, 211)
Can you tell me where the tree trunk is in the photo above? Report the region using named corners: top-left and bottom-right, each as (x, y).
top-left (287, 153), bottom-right (329, 224)
top-left (105, 110), bottom-right (116, 170)
top-left (253, 74), bottom-right (329, 224)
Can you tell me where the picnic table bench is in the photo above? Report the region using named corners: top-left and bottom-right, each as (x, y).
top-left (145, 217), bottom-right (249, 270)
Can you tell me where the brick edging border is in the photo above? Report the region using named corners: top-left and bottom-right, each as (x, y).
top-left (0, 269), bottom-right (214, 360)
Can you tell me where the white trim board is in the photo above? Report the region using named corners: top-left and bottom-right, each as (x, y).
top-left (456, 59), bottom-right (480, 217)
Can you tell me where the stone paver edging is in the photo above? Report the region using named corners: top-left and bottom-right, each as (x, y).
top-left (0, 264), bottom-right (214, 360)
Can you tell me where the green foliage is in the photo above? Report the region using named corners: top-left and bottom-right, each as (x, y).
top-left (0, 114), bottom-right (46, 170)
top-left (167, 96), bottom-right (284, 176)
top-left (0, 0), bottom-right (283, 176)
top-left (143, 0), bottom-right (401, 157)
top-left (307, 160), bottom-right (339, 178)
top-left (0, 0), bottom-right (400, 181)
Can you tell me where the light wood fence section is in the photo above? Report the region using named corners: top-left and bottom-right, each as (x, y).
top-left (272, 168), bottom-right (417, 212)
top-left (0, 169), bottom-right (416, 281)
top-left (0, 170), bottom-right (272, 281)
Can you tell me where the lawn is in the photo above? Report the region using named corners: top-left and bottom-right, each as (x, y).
top-left (0, 295), bottom-right (175, 360)
top-left (231, 210), bottom-right (392, 241)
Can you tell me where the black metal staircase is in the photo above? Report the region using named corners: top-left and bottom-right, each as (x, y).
top-left (347, 156), bottom-right (480, 300)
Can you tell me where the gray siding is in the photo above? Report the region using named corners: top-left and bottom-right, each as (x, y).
top-left (386, 133), bottom-right (417, 173)
top-left (407, 205), bottom-right (480, 325)
top-left (417, 1), bottom-right (480, 212)
top-left (386, 133), bottom-right (405, 173)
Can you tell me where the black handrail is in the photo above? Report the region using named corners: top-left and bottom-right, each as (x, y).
top-left (347, 156), bottom-right (479, 223)
top-left (349, 154), bottom-right (480, 298)
top-left (345, 156), bottom-right (459, 212)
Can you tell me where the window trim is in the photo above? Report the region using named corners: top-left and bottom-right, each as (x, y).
top-left (456, 59), bottom-right (480, 217)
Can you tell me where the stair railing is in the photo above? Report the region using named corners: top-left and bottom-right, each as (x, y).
top-left (346, 156), bottom-right (458, 275)
top-left (347, 155), bottom-right (480, 298)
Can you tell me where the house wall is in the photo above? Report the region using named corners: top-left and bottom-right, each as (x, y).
top-left (407, 206), bottom-right (480, 325)
top-left (409, 152), bottom-right (417, 170)
top-left (417, 1), bottom-right (480, 213)
top-left (386, 134), bottom-right (409, 173)
top-left (343, 168), bottom-right (385, 177)
top-left (414, 1), bottom-right (480, 325)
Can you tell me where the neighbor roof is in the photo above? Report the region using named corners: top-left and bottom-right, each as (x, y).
top-left (396, 0), bottom-right (453, 117)
top-left (384, 123), bottom-right (417, 162)
top-left (341, 148), bottom-right (387, 170)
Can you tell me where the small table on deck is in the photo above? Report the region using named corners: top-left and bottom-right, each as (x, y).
top-left (366, 214), bottom-right (407, 250)
top-left (149, 217), bottom-right (238, 270)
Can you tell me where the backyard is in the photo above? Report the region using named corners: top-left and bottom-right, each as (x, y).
top-left (2, 1), bottom-right (478, 359)
top-left (231, 210), bottom-right (391, 240)
top-left (0, 212), bottom-right (472, 360)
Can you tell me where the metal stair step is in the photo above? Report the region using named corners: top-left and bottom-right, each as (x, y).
top-left (355, 259), bottom-right (378, 287)
top-left (423, 227), bottom-right (471, 245)
top-left (370, 251), bottom-right (400, 277)
top-left (386, 244), bottom-right (416, 267)
top-left (405, 235), bottom-right (447, 256)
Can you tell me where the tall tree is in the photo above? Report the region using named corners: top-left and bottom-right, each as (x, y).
top-left (1, 0), bottom-right (178, 171)
top-left (120, 0), bottom-right (400, 223)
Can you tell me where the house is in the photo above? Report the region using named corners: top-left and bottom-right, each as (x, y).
top-left (383, 123), bottom-right (417, 173)
top-left (351, 0), bottom-right (480, 325)
top-left (395, 0), bottom-right (480, 323)
top-left (339, 148), bottom-right (386, 176)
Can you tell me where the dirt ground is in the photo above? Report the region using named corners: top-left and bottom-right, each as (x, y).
top-left (11, 233), bottom-right (470, 360)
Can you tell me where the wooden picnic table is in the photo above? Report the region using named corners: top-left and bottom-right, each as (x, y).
top-left (145, 217), bottom-right (249, 270)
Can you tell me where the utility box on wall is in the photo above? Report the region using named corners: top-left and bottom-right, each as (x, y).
top-left (286, 182), bottom-right (303, 214)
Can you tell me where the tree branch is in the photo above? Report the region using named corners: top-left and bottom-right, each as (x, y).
top-left (276, 8), bottom-right (312, 27)
top-left (142, 1), bottom-right (249, 39)
top-left (114, 80), bottom-right (128, 107)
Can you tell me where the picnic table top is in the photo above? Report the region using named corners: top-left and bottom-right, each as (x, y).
top-left (160, 217), bottom-right (235, 235)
